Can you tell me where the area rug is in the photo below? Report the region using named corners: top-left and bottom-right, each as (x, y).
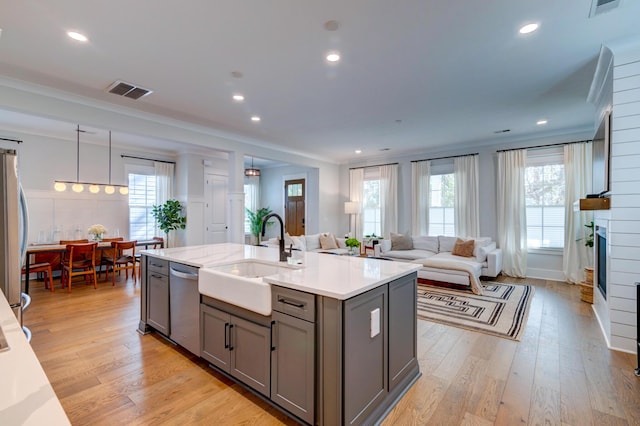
top-left (417, 282), bottom-right (534, 341)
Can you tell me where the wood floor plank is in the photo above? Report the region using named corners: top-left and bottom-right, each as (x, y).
top-left (24, 275), bottom-right (640, 425)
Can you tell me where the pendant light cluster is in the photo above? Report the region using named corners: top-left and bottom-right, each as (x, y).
top-left (244, 156), bottom-right (261, 177)
top-left (54, 126), bottom-right (129, 195)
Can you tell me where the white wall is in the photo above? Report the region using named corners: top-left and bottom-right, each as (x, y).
top-left (605, 40), bottom-right (640, 353)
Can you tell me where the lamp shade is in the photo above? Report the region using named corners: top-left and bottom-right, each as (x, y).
top-left (344, 201), bottom-right (360, 215)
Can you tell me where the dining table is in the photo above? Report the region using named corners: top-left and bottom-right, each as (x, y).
top-left (23, 239), bottom-right (164, 294)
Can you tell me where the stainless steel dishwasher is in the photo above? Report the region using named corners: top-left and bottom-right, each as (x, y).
top-left (169, 262), bottom-right (200, 356)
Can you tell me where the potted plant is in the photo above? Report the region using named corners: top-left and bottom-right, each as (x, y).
top-left (246, 207), bottom-right (273, 245)
top-left (345, 237), bottom-right (360, 255)
top-left (152, 199), bottom-right (187, 248)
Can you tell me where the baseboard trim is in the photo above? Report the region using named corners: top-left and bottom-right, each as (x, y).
top-left (526, 267), bottom-right (565, 282)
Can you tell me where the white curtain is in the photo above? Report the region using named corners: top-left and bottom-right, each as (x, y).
top-left (349, 168), bottom-right (364, 241)
top-left (497, 150), bottom-right (527, 277)
top-left (563, 142), bottom-right (593, 283)
top-left (380, 164), bottom-right (398, 237)
top-left (154, 161), bottom-right (175, 237)
top-left (411, 161), bottom-right (430, 235)
top-left (454, 155), bottom-right (480, 237)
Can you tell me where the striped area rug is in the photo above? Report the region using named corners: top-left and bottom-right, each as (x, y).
top-left (417, 282), bottom-right (534, 341)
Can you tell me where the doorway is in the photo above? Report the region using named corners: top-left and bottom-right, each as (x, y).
top-left (204, 172), bottom-right (228, 244)
top-left (284, 179), bottom-right (305, 236)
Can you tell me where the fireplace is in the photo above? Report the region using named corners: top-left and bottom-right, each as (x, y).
top-left (595, 224), bottom-right (607, 299)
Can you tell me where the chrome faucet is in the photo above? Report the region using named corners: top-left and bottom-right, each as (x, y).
top-left (261, 213), bottom-right (291, 262)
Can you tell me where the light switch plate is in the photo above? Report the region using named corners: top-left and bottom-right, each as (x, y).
top-left (370, 308), bottom-right (380, 338)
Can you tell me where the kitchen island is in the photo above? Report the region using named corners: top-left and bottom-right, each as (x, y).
top-left (138, 243), bottom-right (421, 425)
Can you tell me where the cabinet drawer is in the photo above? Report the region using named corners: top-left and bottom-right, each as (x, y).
top-left (148, 258), bottom-right (169, 275)
top-left (272, 286), bottom-right (315, 322)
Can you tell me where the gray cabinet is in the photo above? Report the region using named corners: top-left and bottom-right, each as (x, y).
top-left (271, 286), bottom-right (316, 424)
top-left (343, 285), bottom-right (388, 425)
top-left (388, 273), bottom-right (417, 391)
top-left (147, 258), bottom-right (169, 336)
top-left (201, 304), bottom-right (271, 397)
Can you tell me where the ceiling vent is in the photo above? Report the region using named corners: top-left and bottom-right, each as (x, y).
top-left (106, 80), bottom-right (153, 100)
top-left (589, 0), bottom-right (620, 17)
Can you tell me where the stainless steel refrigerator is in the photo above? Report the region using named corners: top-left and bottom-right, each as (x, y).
top-left (0, 148), bottom-right (30, 331)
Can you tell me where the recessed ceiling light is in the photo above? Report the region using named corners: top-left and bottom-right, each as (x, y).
top-left (67, 31), bottom-right (88, 42)
top-left (519, 23), bottom-right (539, 34)
top-left (536, 119), bottom-right (548, 125)
top-left (355, 149), bottom-right (362, 154)
top-left (324, 20), bottom-right (340, 31)
top-left (251, 116), bottom-right (261, 122)
top-left (232, 94), bottom-right (245, 101)
top-left (326, 52), bottom-right (340, 62)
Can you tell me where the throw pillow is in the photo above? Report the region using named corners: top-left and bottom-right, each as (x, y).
top-left (452, 238), bottom-right (475, 257)
top-left (390, 232), bottom-right (413, 250)
top-left (319, 233), bottom-right (338, 250)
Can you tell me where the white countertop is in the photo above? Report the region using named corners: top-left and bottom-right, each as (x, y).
top-left (0, 292), bottom-right (70, 425)
top-left (144, 243), bottom-right (421, 299)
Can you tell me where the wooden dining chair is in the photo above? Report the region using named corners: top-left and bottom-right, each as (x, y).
top-left (99, 237), bottom-right (124, 280)
top-left (22, 262), bottom-right (54, 292)
top-left (60, 242), bottom-right (98, 293)
top-left (135, 236), bottom-right (164, 277)
top-left (103, 240), bottom-right (137, 286)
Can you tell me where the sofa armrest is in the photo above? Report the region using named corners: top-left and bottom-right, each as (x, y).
top-left (485, 248), bottom-right (502, 277)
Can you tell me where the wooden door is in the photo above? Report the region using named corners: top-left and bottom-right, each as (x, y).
top-left (284, 179), bottom-right (305, 236)
top-left (205, 173), bottom-right (228, 244)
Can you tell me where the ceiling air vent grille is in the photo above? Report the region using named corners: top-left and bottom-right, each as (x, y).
top-left (106, 80), bottom-right (153, 100)
top-left (589, 0), bottom-right (620, 17)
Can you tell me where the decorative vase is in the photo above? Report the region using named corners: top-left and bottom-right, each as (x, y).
top-left (92, 233), bottom-right (103, 242)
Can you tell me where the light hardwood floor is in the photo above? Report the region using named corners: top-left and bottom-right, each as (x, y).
top-left (25, 275), bottom-right (639, 425)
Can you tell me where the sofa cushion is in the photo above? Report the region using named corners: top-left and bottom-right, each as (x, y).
top-left (385, 249), bottom-right (437, 261)
top-left (468, 236), bottom-right (492, 248)
top-left (304, 234), bottom-right (321, 251)
top-left (412, 236), bottom-right (438, 253)
top-left (438, 235), bottom-right (458, 252)
top-left (433, 252), bottom-right (483, 274)
top-left (390, 232), bottom-right (413, 250)
top-left (291, 235), bottom-right (306, 251)
top-left (474, 241), bottom-right (496, 263)
top-left (319, 233), bottom-right (338, 250)
top-left (452, 238), bottom-right (475, 257)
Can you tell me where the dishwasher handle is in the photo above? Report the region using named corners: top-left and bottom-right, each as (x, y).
top-left (170, 268), bottom-right (198, 280)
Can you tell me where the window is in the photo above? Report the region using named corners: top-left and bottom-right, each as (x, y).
top-left (128, 172), bottom-right (156, 240)
top-left (525, 149), bottom-right (565, 249)
top-left (244, 180), bottom-right (258, 234)
top-left (362, 179), bottom-right (381, 236)
top-left (429, 173), bottom-right (455, 236)
top-left (287, 183), bottom-right (303, 197)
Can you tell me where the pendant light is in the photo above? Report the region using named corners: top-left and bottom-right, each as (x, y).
top-left (244, 157), bottom-right (261, 177)
top-left (54, 125), bottom-right (129, 194)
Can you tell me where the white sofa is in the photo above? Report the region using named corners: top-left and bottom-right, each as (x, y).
top-left (264, 232), bottom-right (351, 255)
top-left (374, 235), bottom-right (502, 286)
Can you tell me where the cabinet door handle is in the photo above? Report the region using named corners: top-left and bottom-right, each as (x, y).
top-left (224, 322), bottom-right (229, 349)
top-left (270, 320), bottom-right (276, 351)
top-left (278, 297), bottom-right (305, 308)
top-left (150, 274), bottom-right (163, 279)
top-left (228, 324), bottom-right (234, 351)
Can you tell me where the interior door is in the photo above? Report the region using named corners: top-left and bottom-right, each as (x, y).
top-left (284, 179), bottom-right (305, 236)
top-left (205, 173), bottom-right (228, 244)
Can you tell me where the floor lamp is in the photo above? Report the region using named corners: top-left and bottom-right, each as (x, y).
top-left (344, 201), bottom-right (360, 239)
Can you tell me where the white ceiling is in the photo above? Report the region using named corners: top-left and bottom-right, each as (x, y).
top-left (0, 0), bottom-right (639, 164)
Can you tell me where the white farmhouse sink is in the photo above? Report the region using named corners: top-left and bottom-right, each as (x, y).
top-left (199, 260), bottom-right (300, 316)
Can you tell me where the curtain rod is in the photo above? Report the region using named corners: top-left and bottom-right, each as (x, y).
top-left (121, 154), bottom-right (176, 164)
top-left (411, 152), bottom-right (478, 163)
top-left (496, 139), bottom-right (591, 153)
top-left (349, 162), bottom-right (398, 170)
top-left (0, 137), bottom-right (22, 144)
